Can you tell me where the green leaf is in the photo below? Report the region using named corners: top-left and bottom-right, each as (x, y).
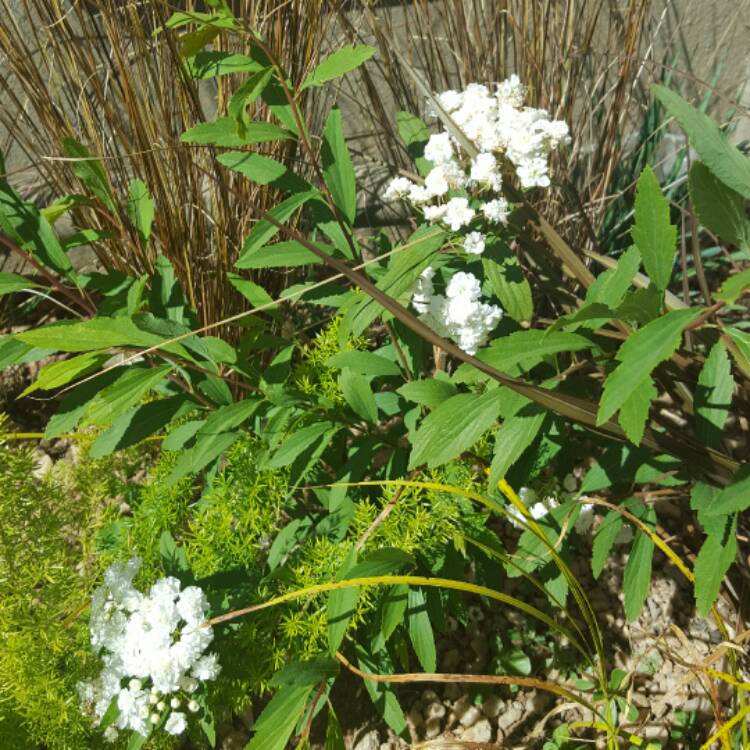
top-left (597, 308), bottom-right (700, 424)
top-left (61, 229), bottom-right (114, 252)
top-left (268, 657), bottom-right (339, 688)
top-left (217, 151), bottom-right (311, 193)
top-left (689, 161), bottom-right (750, 252)
top-left (326, 350), bottom-right (400, 377)
top-left (700, 465), bottom-right (750, 517)
top-left (228, 67), bottom-right (275, 126)
top-left (327, 548), bottom-right (358, 655)
top-left (618, 376), bottom-right (656, 445)
top-left (396, 111), bottom-right (432, 176)
top-left (41, 194), bottom-right (91, 224)
top-left (0, 336), bottom-right (34, 370)
top-left (342, 226), bottom-right (446, 339)
top-left (631, 166), bottom-right (676, 291)
top-left (407, 587), bottom-right (436, 672)
top-left (381, 584), bottom-right (409, 641)
top-left (227, 273), bottom-right (276, 309)
top-left (83, 364), bottom-right (172, 426)
top-left (355, 645), bottom-right (407, 735)
top-left (181, 118), bottom-right (292, 147)
top-left (653, 84), bottom-right (750, 199)
top-left (694, 514), bottom-right (737, 616)
top-left (324, 706), bottom-right (346, 750)
top-left (585, 246), bottom-right (641, 307)
top-left (483, 252), bottom-right (533, 322)
top-left (397, 377), bottom-right (457, 407)
top-left (0, 174), bottom-right (72, 275)
top-left (488, 404), bottom-right (547, 487)
top-left (15, 316), bottom-right (170, 353)
top-left (127, 179), bottom-right (155, 245)
top-left (345, 548), bottom-right (412, 579)
top-left (321, 108), bottom-right (356, 224)
top-left (162, 419), bottom-right (204, 451)
top-left (409, 389), bottom-right (503, 469)
top-left (494, 647), bottom-right (532, 677)
top-left (61, 137), bottom-right (116, 213)
top-left (474, 330), bottom-right (593, 375)
top-left (0, 272), bottom-right (40, 296)
top-left (592, 509), bottom-right (624, 579)
top-left (178, 24), bottom-right (221, 58)
top-left (184, 51), bottom-right (263, 79)
top-left (165, 430), bottom-right (241, 487)
top-left (89, 395), bottom-right (189, 458)
top-left (715, 268), bottom-right (750, 304)
top-left (237, 190), bottom-right (320, 263)
top-left (127, 731), bottom-right (147, 750)
top-left (623, 501), bottom-right (656, 621)
top-left (20, 350), bottom-right (109, 397)
top-left (725, 327), bottom-right (750, 377)
top-left (245, 683), bottom-right (314, 750)
top-left (340, 368), bottom-right (378, 423)
top-left (266, 421), bottom-right (336, 469)
top-left (234, 239), bottom-right (323, 269)
top-left (695, 342), bottom-right (733, 448)
top-left (301, 44), bottom-right (375, 90)
top-left (200, 399), bottom-right (260, 435)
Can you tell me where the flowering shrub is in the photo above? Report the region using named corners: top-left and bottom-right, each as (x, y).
top-left (1, 4), bottom-right (750, 748)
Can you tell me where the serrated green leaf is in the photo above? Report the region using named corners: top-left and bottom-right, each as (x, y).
top-left (20, 350), bottom-right (109, 397)
top-left (591, 509), bottom-right (624, 579)
top-left (653, 84), bottom-right (750, 199)
top-left (245, 683), bottom-right (314, 750)
top-left (618, 376), bottom-right (656, 445)
top-left (381, 584), bottom-right (409, 641)
top-left (301, 44), bottom-right (375, 90)
top-left (397, 377), bottom-right (457, 407)
top-left (409, 389), bottom-right (503, 469)
top-left (631, 166), bottom-right (676, 291)
top-left (326, 350), bottom-right (400, 377)
top-left (234, 239), bottom-right (324, 269)
top-left (694, 514), bottom-right (737, 616)
top-left (181, 118), bottom-right (292, 147)
top-left (237, 190), bottom-right (320, 263)
top-left (327, 548), bottom-right (358, 655)
top-left (700, 465), bottom-right (750, 517)
top-left (689, 161), bottom-right (750, 252)
top-left (321, 108), bottom-right (356, 224)
top-left (0, 271), bottom-right (40, 296)
top-left (585, 246), bottom-right (641, 307)
top-left (407, 587), bottom-right (436, 672)
top-left (217, 151), bottom-right (311, 193)
top-left (396, 111), bottom-right (432, 176)
top-left (340, 368), bottom-right (378, 423)
top-left (266, 421), bottom-right (336, 469)
top-left (623, 501), bottom-right (656, 621)
top-left (227, 273), bottom-right (275, 309)
top-left (597, 308), bottom-right (700, 424)
top-left (162, 419), bottom-right (204, 451)
top-left (89, 395), bottom-right (189, 458)
top-left (716, 268), bottom-right (750, 304)
top-left (695, 342), bottom-right (733, 448)
top-left (165, 430), bottom-right (240, 487)
top-left (483, 251), bottom-right (533, 322)
top-left (127, 179), bottom-right (154, 245)
top-left (184, 50), bottom-right (263, 78)
top-left (83, 364), bottom-right (172, 426)
top-left (488, 404), bottom-right (547, 487)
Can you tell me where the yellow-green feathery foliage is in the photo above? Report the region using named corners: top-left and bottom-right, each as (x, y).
top-left (291, 316), bottom-right (368, 404)
top-left (0, 418), bottom-right (144, 750)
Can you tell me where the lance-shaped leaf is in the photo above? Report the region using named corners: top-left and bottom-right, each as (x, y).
top-left (0, 272), bottom-right (41, 297)
top-left (631, 166), bottom-right (676, 291)
top-left (654, 84), bottom-right (750, 199)
top-left (694, 514), bottom-right (737, 616)
top-left (181, 118), bottom-right (292, 148)
top-left (623, 500), bottom-right (656, 621)
top-left (185, 51), bottom-right (263, 79)
top-left (321, 108), bottom-right (356, 224)
top-left (127, 179), bottom-right (155, 245)
top-left (20, 350), bottom-right (109, 397)
top-left (62, 137), bottom-right (116, 213)
top-left (618, 376), bottom-right (657, 446)
top-left (301, 45), bottom-right (375, 90)
top-left (695, 342), bottom-right (733, 448)
top-left (597, 308), bottom-right (700, 424)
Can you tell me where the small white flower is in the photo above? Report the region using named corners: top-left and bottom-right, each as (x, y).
top-left (424, 132), bottom-right (454, 164)
top-left (443, 197), bottom-right (475, 231)
top-left (384, 175), bottom-right (414, 202)
top-left (463, 231), bottom-right (486, 255)
top-left (191, 653), bottom-right (221, 682)
top-left (481, 198), bottom-right (510, 225)
top-left (188, 699), bottom-right (200, 713)
top-left (170, 697), bottom-right (181, 710)
top-left (407, 183), bottom-right (432, 205)
top-left (103, 726), bottom-right (119, 743)
top-left (150, 713), bottom-right (160, 724)
top-left (157, 701), bottom-right (166, 712)
top-left (164, 711), bottom-right (187, 736)
top-left (422, 204), bottom-right (448, 223)
top-left (128, 678), bottom-right (142, 692)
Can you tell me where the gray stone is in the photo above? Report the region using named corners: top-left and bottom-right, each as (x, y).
top-left (461, 718), bottom-right (493, 743)
top-left (354, 729), bottom-right (381, 750)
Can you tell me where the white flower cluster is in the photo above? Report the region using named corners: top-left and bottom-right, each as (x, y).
top-left (384, 76), bottom-right (569, 243)
top-left (412, 268), bottom-right (503, 355)
top-left (77, 558), bottom-right (220, 743)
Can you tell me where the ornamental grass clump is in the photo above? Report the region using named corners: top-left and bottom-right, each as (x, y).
top-left (78, 559), bottom-right (219, 743)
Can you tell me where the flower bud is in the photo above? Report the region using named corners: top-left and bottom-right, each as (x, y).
top-left (188, 699), bottom-right (199, 713)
